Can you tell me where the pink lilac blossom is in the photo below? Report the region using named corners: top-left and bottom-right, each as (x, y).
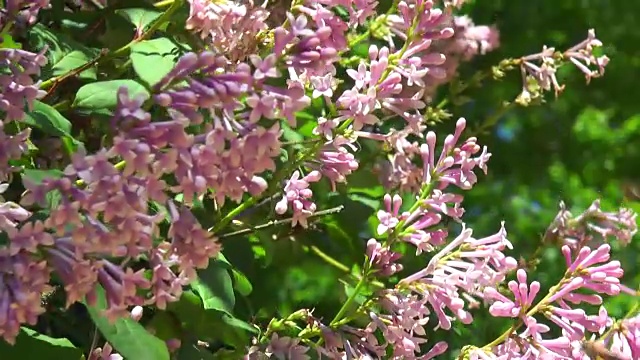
top-left (245, 333), bottom-right (311, 360)
top-left (476, 243), bottom-right (627, 359)
top-left (275, 170), bottom-right (322, 228)
top-left (517, 29), bottom-right (609, 103)
top-left (596, 315), bottom-right (640, 360)
top-left (363, 118), bottom-right (489, 257)
top-left (185, 0), bottom-right (270, 62)
top-left (0, 0), bottom-right (50, 28)
top-left (418, 14), bottom-right (500, 101)
top-left (0, 82), bottom-right (225, 342)
top-left (398, 224), bottom-right (517, 330)
top-left (366, 239), bottom-right (403, 276)
top-left (544, 200), bottom-right (638, 251)
top-left (0, 47), bottom-right (48, 180)
top-left (361, 118), bottom-right (491, 194)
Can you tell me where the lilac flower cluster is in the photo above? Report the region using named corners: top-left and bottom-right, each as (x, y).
top-left (185, 0), bottom-right (270, 62)
top-left (0, 47), bottom-right (47, 180)
top-left (245, 123), bottom-right (638, 360)
top-left (517, 29), bottom-right (609, 104)
top-left (0, 0), bottom-right (49, 29)
top-left (418, 14), bottom-right (500, 100)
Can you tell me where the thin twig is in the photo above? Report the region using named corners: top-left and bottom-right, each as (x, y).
top-left (217, 205), bottom-right (345, 238)
top-left (88, 325), bottom-right (99, 357)
top-left (41, 48), bottom-right (109, 98)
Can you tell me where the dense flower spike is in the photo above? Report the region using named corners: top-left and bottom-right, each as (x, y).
top-left (0, 47), bottom-right (47, 180)
top-left (186, 0), bottom-right (270, 62)
top-left (419, 14), bottom-right (500, 100)
top-left (0, 0), bottom-right (50, 29)
top-left (0, 48), bottom-right (47, 123)
top-left (474, 243), bottom-right (628, 358)
top-left (275, 170), bottom-right (322, 227)
top-left (544, 200), bottom-right (638, 251)
top-left (517, 29), bottom-right (609, 104)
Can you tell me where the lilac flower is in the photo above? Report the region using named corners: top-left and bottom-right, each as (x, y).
top-left (417, 15), bottom-right (501, 100)
top-left (364, 118), bottom-right (491, 195)
top-left (478, 243), bottom-right (626, 359)
top-left (314, 144), bottom-right (359, 191)
top-left (366, 239), bottom-right (403, 276)
top-left (0, 127), bottom-right (30, 181)
top-left (517, 29), bottom-right (609, 103)
top-left (246, 333), bottom-right (310, 360)
top-left (372, 291), bottom-right (449, 359)
top-left (0, 0), bottom-right (50, 28)
top-left (376, 193), bottom-right (408, 235)
top-left (419, 118), bottom-right (491, 190)
top-left (0, 47), bottom-right (48, 180)
top-left (0, 252), bottom-right (52, 344)
top-left (185, 0), bottom-right (270, 62)
top-left (544, 200), bottom-right (637, 251)
top-left (0, 47), bottom-right (48, 123)
top-left (598, 315), bottom-right (640, 359)
top-left (275, 170), bottom-right (322, 228)
top-left (0, 84), bottom-right (224, 330)
top-left (400, 223), bottom-right (516, 329)
top-left (265, 333), bottom-right (310, 360)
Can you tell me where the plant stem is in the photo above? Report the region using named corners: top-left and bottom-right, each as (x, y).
top-left (330, 263), bottom-right (370, 326)
top-left (154, 0), bottom-right (175, 7)
top-left (217, 206), bottom-right (344, 238)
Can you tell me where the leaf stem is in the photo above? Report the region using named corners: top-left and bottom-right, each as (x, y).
top-left (154, 0), bottom-right (175, 7)
top-left (217, 206), bottom-right (344, 238)
top-left (330, 262), bottom-right (370, 326)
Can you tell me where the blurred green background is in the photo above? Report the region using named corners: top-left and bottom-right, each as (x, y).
top-left (222, 0), bottom-right (640, 357)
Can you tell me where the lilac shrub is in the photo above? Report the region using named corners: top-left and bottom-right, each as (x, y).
top-left (0, 0), bottom-right (635, 359)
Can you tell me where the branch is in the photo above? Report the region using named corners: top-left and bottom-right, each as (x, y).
top-left (218, 205), bottom-right (345, 239)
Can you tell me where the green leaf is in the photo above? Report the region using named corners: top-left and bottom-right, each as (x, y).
top-left (130, 38), bottom-right (181, 87)
top-left (116, 8), bottom-right (163, 30)
top-left (0, 327), bottom-right (83, 360)
top-left (52, 50), bottom-right (97, 80)
top-left (23, 101), bottom-right (82, 153)
top-left (220, 314), bottom-right (258, 335)
top-left (167, 290), bottom-right (224, 340)
top-left (281, 121), bottom-right (304, 142)
top-left (0, 33), bottom-right (22, 49)
top-left (146, 310), bottom-right (183, 341)
top-left (99, 13), bottom-right (136, 50)
top-left (231, 269), bottom-right (253, 296)
top-left (85, 287), bottom-right (170, 360)
top-left (191, 258), bottom-right (235, 314)
top-left (23, 101), bottom-right (72, 137)
top-left (22, 169), bottom-right (64, 185)
top-left (28, 24), bottom-right (99, 80)
top-left (216, 313), bottom-right (257, 348)
top-left (177, 342), bottom-right (216, 360)
top-left (73, 80), bottom-right (149, 110)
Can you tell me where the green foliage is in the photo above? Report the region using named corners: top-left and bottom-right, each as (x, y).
top-left (73, 80), bottom-right (149, 110)
top-left (85, 287), bottom-right (170, 360)
top-left (28, 24), bottom-right (99, 80)
top-left (191, 257), bottom-right (236, 313)
top-left (115, 8), bottom-right (163, 31)
top-left (130, 38), bottom-right (181, 87)
top-left (0, 328), bottom-right (83, 360)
